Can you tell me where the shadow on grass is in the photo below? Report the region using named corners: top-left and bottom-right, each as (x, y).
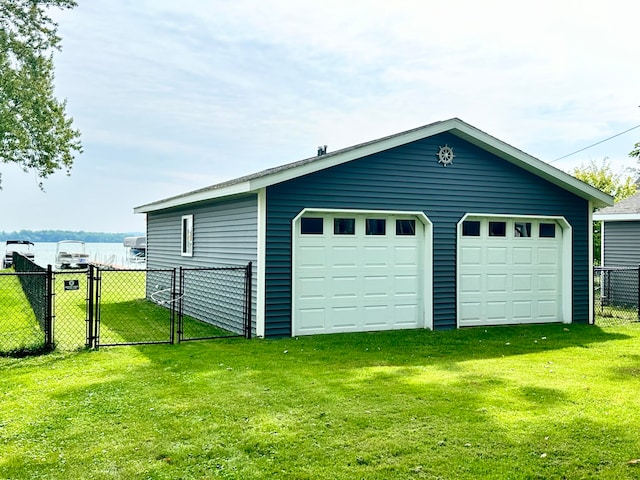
top-left (97, 298), bottom-right (239, 346)
top-left (6, 323), bottom-right (639, 479)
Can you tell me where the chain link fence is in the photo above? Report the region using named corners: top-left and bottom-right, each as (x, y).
top-left (1, 256), bottom-right (252, 355)
top-left (594, 266), bottom-right (639, 326)
top-left (179, 265), bottom-right (252, 341)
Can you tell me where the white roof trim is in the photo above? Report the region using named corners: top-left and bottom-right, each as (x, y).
top-left (134, 118), bottom-right (613, 214)
top-left (593, 213), bottom-right (640, 221)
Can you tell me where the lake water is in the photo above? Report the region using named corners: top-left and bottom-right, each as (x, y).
top-left (23, 242), bottom-right (141, 268)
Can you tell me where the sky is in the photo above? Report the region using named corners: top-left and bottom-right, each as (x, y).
top-left (1, 0), bottom-right (639, 233)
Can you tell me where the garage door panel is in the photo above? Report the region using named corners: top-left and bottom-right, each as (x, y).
top-left (460, 302), bottom-right (482, 323)
top-left (537, 274), bottom-right (559, 293)
top-left (487, 247), bottom-right (508, 264)
top-left (332, 306), bottom-right (359, 328)
top-left (394, 245), bottom-right (419, 265)
top-left (487, 274), bottom-right (507, 293)
top-left (487, 301), bottom-right (507, 320)
top-left (513, 274), bottom-right (533, 292)
top-left (512, 301), bottom-right (532, 320)
top-left (461, 246), bottom-right (482, 265)
top-left (460, 274), bottom-right (482, 293)
top-left (395, 275), bottom-right (418, 295)
top-left (394, 304), bottom-right (419, 325)
top-left (297, 308), bottom-right (326, 333)
top-left (363, 304), bottom-right (391, 326)
top-left (299, 277), bottom-right (326, 299)
top-left (538, 247), bottom-right (558, 264)
top-left (299, 246), bottom-right (326, 266)
top-left (363, 276), bottom-right (390, 297)
top-left (538, 300), bottom-right (559, 319)
top-left (513, 247), bottom-right (533, 264)
top-left (363, 246), bottom-right (389, 266)
top-left (331, 276), bottom-right (358, 298)
top-left (332, 246), bottom-right (358, 267)
top-left (458, 217), bottom-right (563, 327)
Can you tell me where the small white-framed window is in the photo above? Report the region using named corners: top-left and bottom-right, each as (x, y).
top-left (181, 214), bottom-right (194, 256)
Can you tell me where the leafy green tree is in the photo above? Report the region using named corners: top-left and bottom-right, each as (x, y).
top-left (0, 0), bottom-right (81, 188)
top-left (631, 142), bottom-right (640, 160)
top-left (572, 159), bottom-right (637, 264)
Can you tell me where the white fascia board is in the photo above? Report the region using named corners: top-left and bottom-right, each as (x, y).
top-left (450, 123), bottom-right (614, 208)
top-left (593, 213), bottom-right (640, 221)
top-left (134, 181), bottom-right (252, 213)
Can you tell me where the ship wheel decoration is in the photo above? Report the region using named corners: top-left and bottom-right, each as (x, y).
top-left (437, 145), bottom-right (455, 167)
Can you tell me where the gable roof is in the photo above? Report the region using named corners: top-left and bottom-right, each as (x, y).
top-left (593, 191), bottom-right (640, 221)
top-left (134, 118), bottom-right (614, 214)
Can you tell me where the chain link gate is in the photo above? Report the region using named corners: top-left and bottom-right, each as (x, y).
top-left (88, 266), bottom-right (177, 348)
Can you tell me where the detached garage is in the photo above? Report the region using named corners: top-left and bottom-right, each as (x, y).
top-left (134, 118), bottom-right (613, 337)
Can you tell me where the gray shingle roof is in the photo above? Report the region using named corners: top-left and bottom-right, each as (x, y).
top-left (595, 191), bottom-right (640, 214)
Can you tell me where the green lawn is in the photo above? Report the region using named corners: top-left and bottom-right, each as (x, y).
top-left (0, 272), bottom-right (47, 354)
top-left (1, 324), bottom-right (640, 479)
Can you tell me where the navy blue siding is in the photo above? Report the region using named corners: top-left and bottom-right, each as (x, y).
top-left (265, 132), bottom-right (590, 337)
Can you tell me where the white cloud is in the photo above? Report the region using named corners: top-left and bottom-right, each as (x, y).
top-left (3, 0), bottom-right (637, 232)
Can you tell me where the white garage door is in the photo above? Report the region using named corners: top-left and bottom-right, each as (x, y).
top-left (458, 216), bottom-right (565, 326)
top-left (293, 211), bottom-right (428, 335)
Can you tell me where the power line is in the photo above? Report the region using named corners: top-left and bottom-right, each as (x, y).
top-left (550, 123), bottom-right (640, 163)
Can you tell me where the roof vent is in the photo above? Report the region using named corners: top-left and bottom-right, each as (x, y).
top-left (317, 145), bottom-right (327, 156)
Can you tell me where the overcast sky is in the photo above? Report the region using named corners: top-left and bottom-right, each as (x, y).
top-left (1, 0), bottom-right (639, 233)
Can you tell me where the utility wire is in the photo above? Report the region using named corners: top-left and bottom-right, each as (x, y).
top-left (550, 123), bottom-right (640, 163)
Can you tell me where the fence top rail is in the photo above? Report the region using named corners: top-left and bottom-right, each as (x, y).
top-left (595, 266), bottom-right (640, 272)
top-left (181, 265), bottom-right (250, 272)
top-left (95, 267), bottom-right (176, 273)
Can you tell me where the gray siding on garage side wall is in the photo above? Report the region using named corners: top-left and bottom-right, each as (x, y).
top-left (146, 194), bottom-right (258, 334)
top-left (265, 131), bottom-right (590, 337)
top-left (603, 221), bottom-right (640, 267)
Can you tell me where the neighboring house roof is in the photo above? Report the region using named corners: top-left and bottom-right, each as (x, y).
top-left (134, 118), bottom-right (614, 214)
top-left (594, 191), bottom-right (640, 221)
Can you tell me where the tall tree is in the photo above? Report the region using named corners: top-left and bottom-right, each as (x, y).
top-left (630, 141), bottom-right (640, 160)
top-left (0, 0), bottom-right (81, 188)
top-left (572, 158), bottom-right (637, 264)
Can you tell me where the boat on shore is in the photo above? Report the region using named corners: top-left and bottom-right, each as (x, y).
top-left (3, 240), bottom-right (35, 268)
top-left (55, 240), bottom-right (90, 269)
top-left (124, 236), bottom-right (146, 264)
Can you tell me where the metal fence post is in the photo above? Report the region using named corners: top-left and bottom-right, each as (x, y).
top-left (86, 265), bottom-right (95, 348)
top-left (171, 268), bottom-right (178, 344)
top-left (245, 262), bottom-right (252, 339)
top-left (46, 264), bottom-right (54, 348)
top-left (637, 264), bottom-right (639, 321)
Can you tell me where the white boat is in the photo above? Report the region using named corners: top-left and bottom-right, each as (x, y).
top-left (124, 236), bottom-right (146, 264)
top-left (3, 240), bottom-right (35, 268)
top-left (55, 240), bottom-right (90, 269)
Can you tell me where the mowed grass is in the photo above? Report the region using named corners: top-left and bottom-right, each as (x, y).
top-left (1, 324), bottom-right (640, 479)
top-left (0, 272), bottom-right (47, 354)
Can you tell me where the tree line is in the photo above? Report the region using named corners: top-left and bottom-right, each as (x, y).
top-left (0, 230), bottom-right (144, 243)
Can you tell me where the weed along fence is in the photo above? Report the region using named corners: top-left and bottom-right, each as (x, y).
top-left (0, 253), bottom-right (252, 355)
top-left (594, 266), bottom-right (640, 326)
